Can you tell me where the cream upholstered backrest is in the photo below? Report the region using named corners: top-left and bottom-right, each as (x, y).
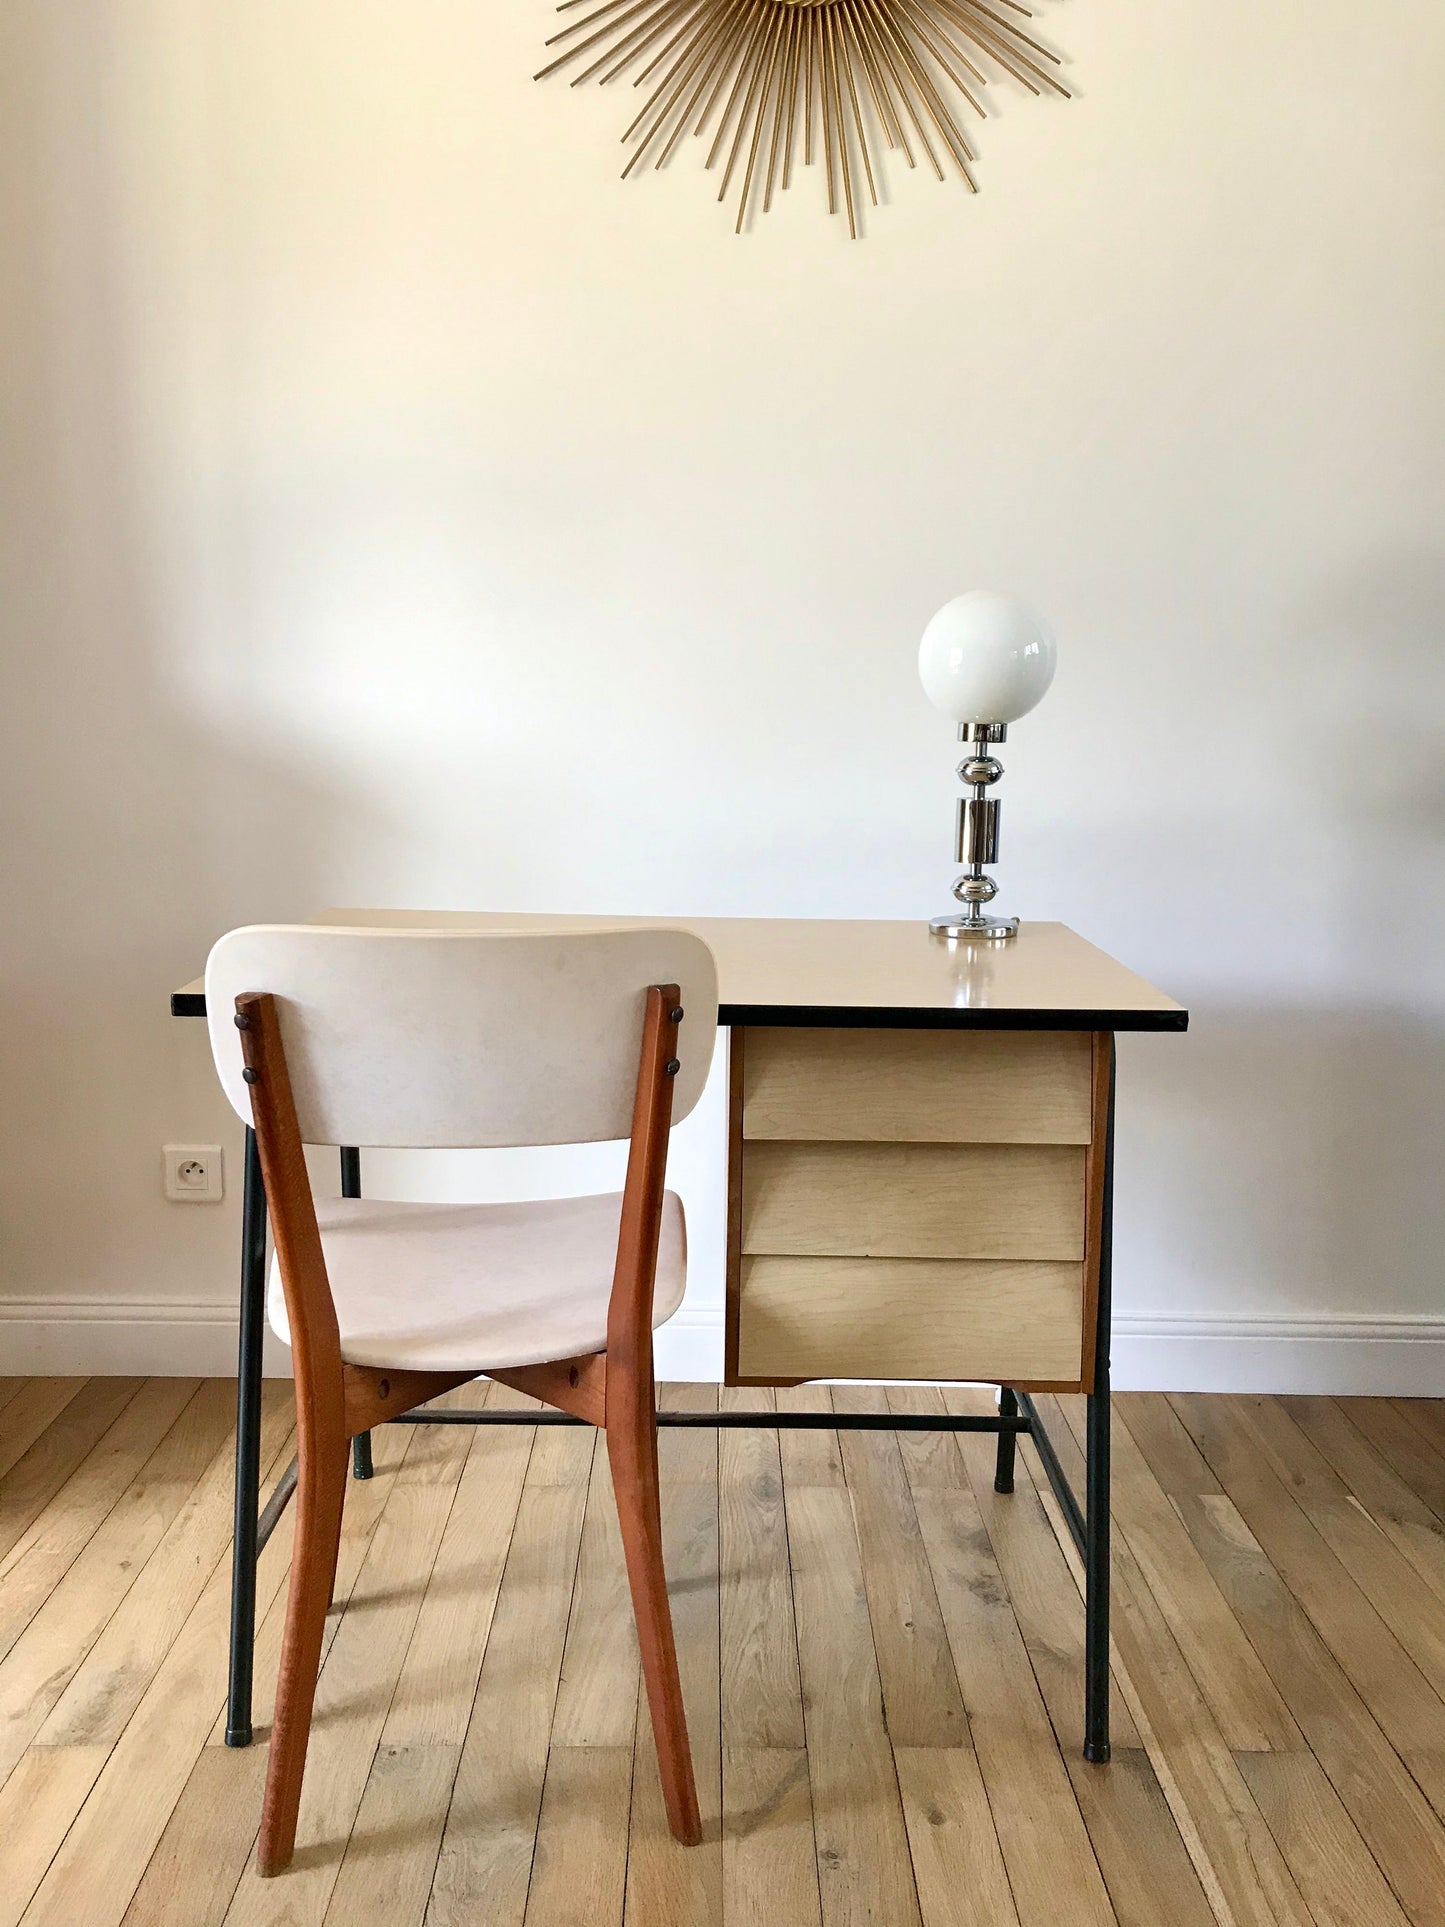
top-left (206, 924), bottom-right (719, 1149)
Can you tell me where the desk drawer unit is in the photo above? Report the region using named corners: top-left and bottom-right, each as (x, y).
top-left (725, 1027), bottom-right (1109, 1390)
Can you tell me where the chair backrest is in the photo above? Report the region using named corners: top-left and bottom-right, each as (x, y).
top-left (206, 924), bottom-right (719, 1149)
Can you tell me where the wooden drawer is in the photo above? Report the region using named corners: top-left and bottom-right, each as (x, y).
top-left (725, 1026), bottom-right (1107, 1391)
top-left (741, 1027), bottom-right (1093, 1144)
top-left (734, 1256), bottom-right (1085, 1385)
top-left (741, 1141), bottom-right (1085, 1261)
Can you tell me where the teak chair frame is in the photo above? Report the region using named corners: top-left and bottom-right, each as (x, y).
top-left (235, 981), bottom-right (701, 1875)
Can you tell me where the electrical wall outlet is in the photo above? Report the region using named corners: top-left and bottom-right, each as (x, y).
top-left (164, 1144), bottom-right (224, 1203)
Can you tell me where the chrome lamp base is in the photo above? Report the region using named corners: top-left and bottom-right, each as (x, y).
top-left (930, 912), bottom-right (1019, 941)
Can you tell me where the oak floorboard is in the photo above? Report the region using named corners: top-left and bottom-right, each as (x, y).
top-left (834, 1384), bottom-right (969, 1749)
top-left (0, 1379), bottom-right (236, 1791)
top-left (785, 1483), bottom-right (923, 1927)
top-left (894, 1743), bottom-right (1020, 1927)
top-left (0, 1381), bottom-right (87, 1484)
top-left (0, 1378), bottom-right (201, 1647)
top-left (0, 1378), bottom-right (143, 1564)
top-left (125, 1417), bottom-right (413, 1927)
top-left (426, 1428), bottom-right (592, 1927)
top-left (722, 1748), bottom-right (822, 1927)
top-left (719, 1383), bottom-right (805, 1750)
top-left (1169, 1392), bottom-right (1445, 1817)
top-left (912, 1481), bottom-right (1117, 1927)
top-left (773, 1383), bottom-right (845, 1490)
top-left (7, 1380), bottom-right (1445, 1927)
top-left (1116, 1392), bottom-right (1445, 1927)
top-left (1238, 1749), bottom-right (1412, 1927)
top-left (221, 1419), bottom-right (477, 1927)
top-left (324, 1398), bottom-right (534, 1927)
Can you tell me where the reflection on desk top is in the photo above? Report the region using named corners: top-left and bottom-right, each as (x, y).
top-left (171, 914), bottom-right (1186, 1032)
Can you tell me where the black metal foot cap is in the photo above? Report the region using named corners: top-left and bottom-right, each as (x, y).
top-left (225, 1726), bottom-right (253, 1748)
top-left (993, 1475), bottom-right (1015, 1494)
top-left (1083, 1739), bottom-right (1111, 1764)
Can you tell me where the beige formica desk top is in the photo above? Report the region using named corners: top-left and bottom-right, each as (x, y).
top-left (173, 915), bottom-right (1185, 1033)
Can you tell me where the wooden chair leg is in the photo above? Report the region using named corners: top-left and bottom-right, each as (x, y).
top-left (606, 1392), bottom-right (702, 1846)
top-left (257, 1433), bottom-right (348, 1876)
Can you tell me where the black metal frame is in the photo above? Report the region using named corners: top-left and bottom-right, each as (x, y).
top-left (222, 1066), bottom-right (1116, 1765)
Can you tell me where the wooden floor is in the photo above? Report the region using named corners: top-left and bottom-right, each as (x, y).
top-left (2, 1379), bottom-right (1445, 1927)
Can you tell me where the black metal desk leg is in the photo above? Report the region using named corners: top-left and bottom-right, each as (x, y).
top-left (994, 1388), bottom-right (1018, 1493)
top-left (340, 1147), bottom-right (372, 1481)
top-left (227, 1125), bottom-right (267, 1747)
top-left (1083, 1046), bottom-right (1116, 1764)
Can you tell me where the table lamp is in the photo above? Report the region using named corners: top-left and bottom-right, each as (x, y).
top-left (918, 590), bottom-right (1057, 940)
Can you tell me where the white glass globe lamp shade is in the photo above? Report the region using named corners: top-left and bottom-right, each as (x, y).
top-left (917, 590), bottom-right (1057, 941)
top-left (917, 590), bottom-right (1057, 726)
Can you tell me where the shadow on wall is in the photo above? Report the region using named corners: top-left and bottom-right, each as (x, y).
top-left (1121, 1005), bottom-right (1445, 1322)
top-left (0, 13), bottom-right (396, 1302)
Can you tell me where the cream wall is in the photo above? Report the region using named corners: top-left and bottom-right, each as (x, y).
top-left (2, 1), bottom-right (1443, 1389)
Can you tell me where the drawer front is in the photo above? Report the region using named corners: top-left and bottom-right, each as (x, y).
top-left (735, 1256), bottom-right (1085, 1385)
top-left (741, 1141), bottom-right (1086, 1261)
top-left (741, 1027), bottom-right (1093, 1144)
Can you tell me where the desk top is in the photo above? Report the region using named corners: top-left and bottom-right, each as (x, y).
top-left (172, 913), bottom-right (1185, 1032)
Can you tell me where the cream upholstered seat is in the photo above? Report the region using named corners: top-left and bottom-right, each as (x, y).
top-left (267, 1189), bottom-right (687, 1372)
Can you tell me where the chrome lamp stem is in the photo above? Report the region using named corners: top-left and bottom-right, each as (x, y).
top-left (929, 722), bottom-right (1019, 940)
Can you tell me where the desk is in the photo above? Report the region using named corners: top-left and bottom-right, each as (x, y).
top-left (173, 915), bottom-right (1185, 1762)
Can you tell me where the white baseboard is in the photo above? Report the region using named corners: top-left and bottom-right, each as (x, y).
top-left (3, 1299), bottom-right (1443, 1397)
top-left (0, 1298), bottom-right (293, 1378)
top-left (1109, 1312), bottom-right (1445, 1395)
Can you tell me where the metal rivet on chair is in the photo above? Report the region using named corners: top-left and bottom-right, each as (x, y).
top-left (664, 1058), bottom-right (681, 1076)
top-left (241, 1067), bottom-right (259, 1084)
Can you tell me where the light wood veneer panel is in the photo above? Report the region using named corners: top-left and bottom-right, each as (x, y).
top-left (741, 1027), bottom-right (1093, 1144)
top-left (741, 1141), bottom-right (1086, 1261)
top-left (735, 1256), bottom-right (1085, 1385)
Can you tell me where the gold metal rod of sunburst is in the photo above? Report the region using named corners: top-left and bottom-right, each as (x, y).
top-left (780, 7), bottom-right (801, 186)
top-left (692, 3), bottom-right (757, 137)
top-left (824, 6), bottom-right (858, 232)
top-left (544, 0), bottom-right (649, 47)
top-left (967, 0), bottom-right (1061, 66)
top-left (536, 0), bottom-right (1068, 233)
top-left (538, 0), bottom-right (655, 68)
top-left (817, 9), bottom-right (840, 225)
top-left (841, 0), bottom-right (901, 158)
top-left (803, 6), bottom-right (815, 167)
top-left (835, 7), bottom-right (877, 205)
top-left (856, 0), bottom-right (953, 176)
top-left (645, 0), bottom-right (751, 166)
top-left (653, 0), bottom-right (753, 163)
top-left (763, 8), bottom-right (795, 210)
top-left (632, 0), bottom-right (714, 83)
top-left (731, 8), bottom-right (786, 225)
top-left (581, 4), bottom-right (694, 85)
top-left (865, 0), bottom-right (975, 177)
top-left (722, 6), bottom-right (784, 207)
top-left (591, 4), bottom-right (695, 85)
top-left (893, 0), bottom-right (987, 113)
top-left (856, 0), bottom-right (944, 179)
top-left (623, 0), bottom-right (742, 166)
top-left (943, 0), bottom-right (1068, 93)
top-left (705, 6), bottom-right (769, 168)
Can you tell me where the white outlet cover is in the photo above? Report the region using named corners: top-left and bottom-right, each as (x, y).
top-left (164, 1143), bottom-right (224, 1203)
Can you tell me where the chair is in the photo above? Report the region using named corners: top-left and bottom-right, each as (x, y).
top-left (206, 922), bottom-right (719, 1875)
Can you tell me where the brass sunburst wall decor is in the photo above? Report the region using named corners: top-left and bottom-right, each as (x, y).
top-left (536, 0), bottom-right (1067, 236)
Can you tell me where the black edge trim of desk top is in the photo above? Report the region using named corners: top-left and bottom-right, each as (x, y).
top-left (172, 988), bottom-right (1187, 1032)
top-left (720, 1004), bottom-right (1188, 1032)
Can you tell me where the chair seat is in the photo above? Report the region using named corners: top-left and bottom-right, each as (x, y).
top-left (267, 1190), bottom-right (688, 1372)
